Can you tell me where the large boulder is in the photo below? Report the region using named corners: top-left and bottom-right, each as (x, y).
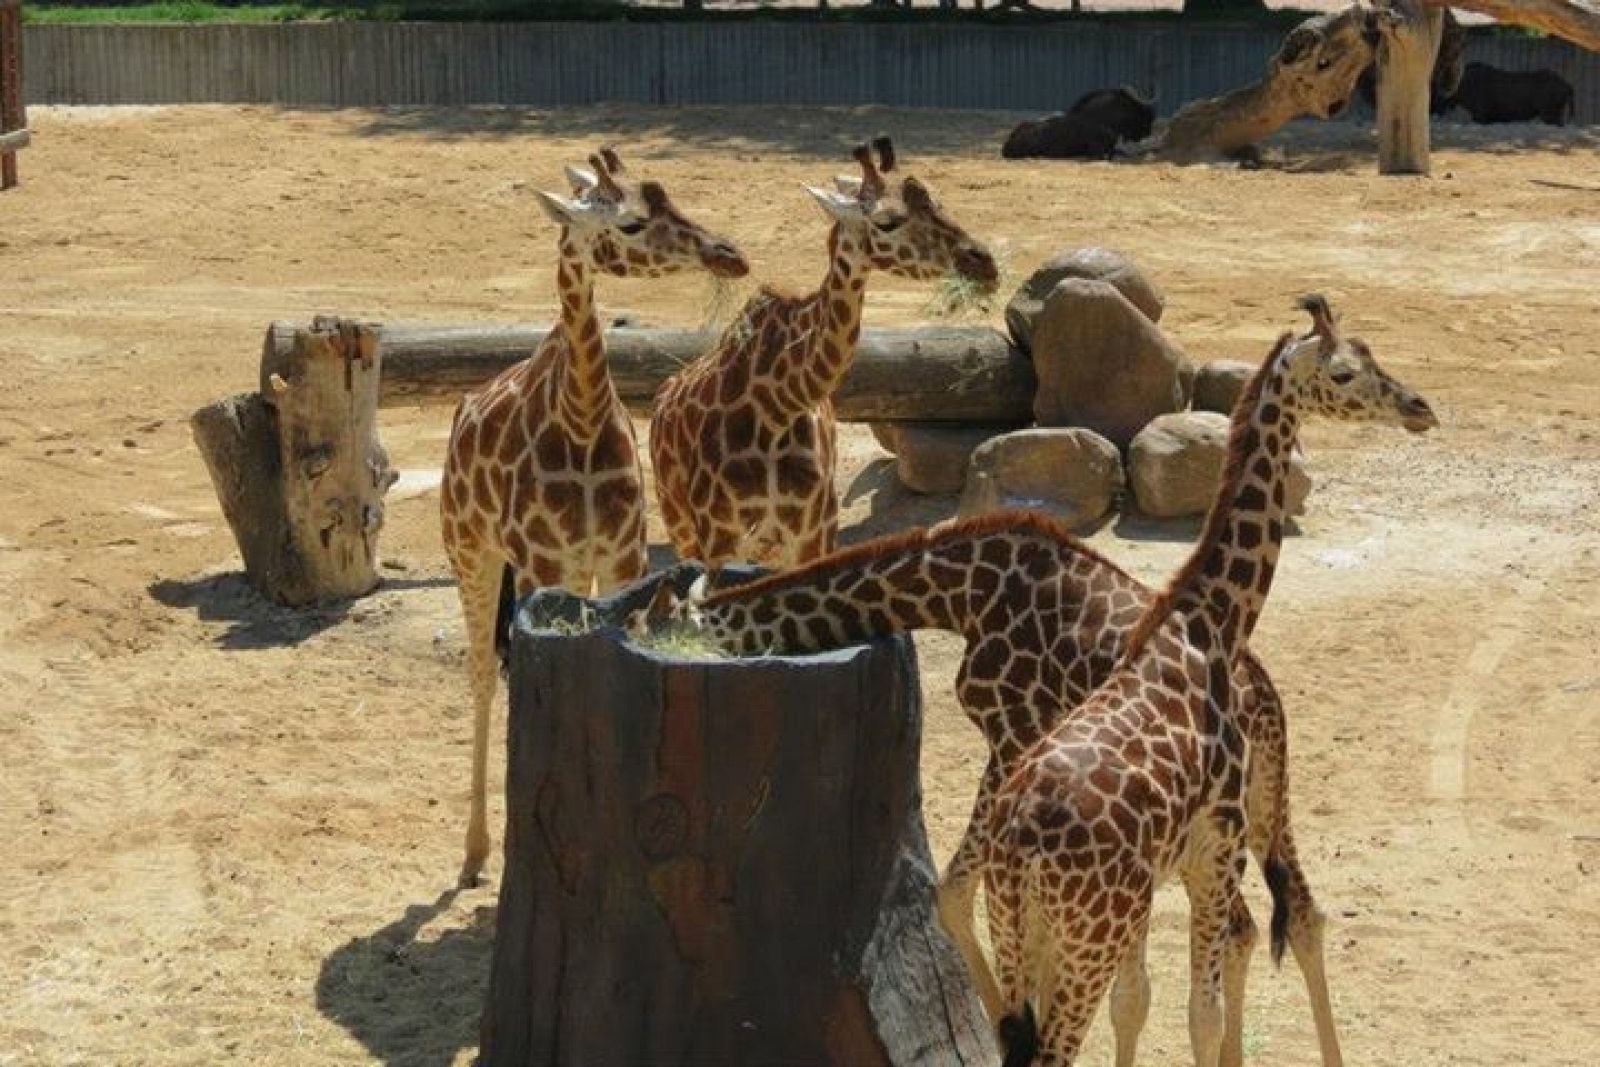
top-left (1005, 247), bottom-right (1165, 352)
top-left (958, 428), bottom-right (1124, 531)
top-left (1128, 411), bottom-right (1311, 518)
top-left (1192, 359), bottom-right (1255, 415)
top-left (1030, 279), bottom-right (1192, 448)
top-left (884, 422), bottom-right (1020, 495)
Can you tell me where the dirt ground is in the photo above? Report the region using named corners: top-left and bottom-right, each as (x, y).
top-left (2, 104), bottom-right (1598, 1066)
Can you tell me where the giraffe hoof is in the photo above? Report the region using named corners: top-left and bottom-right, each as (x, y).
top-left (457, 857), bottom-right (488, 889)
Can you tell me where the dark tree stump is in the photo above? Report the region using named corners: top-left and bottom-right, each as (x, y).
top-left (480, 566), bottom-right (995, 1067)
top-left (191, 317), bottom-right (395, 606)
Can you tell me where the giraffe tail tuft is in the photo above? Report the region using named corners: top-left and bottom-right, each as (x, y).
top-left (1264, 850), bottom-right (1292, 966)
top-left (493, 563), bottom-right (516, 679)
top-left (997, 1002), bottom-right (1039, 1067)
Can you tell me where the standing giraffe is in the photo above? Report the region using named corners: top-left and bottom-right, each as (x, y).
top-left (635, 297), bottom-right (1436, 1065)
top-left (441, 148), bottom-right (748, 886)
top-left (983, 296), bottom-right (1435, 1065)
top-left (650, 137), bottom-right (997, 570)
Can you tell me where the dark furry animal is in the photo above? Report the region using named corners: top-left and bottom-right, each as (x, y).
top-left (1001, 86), bottom-right (1156, 160)
top-left (1448, 62), bottom-right (1575, 125)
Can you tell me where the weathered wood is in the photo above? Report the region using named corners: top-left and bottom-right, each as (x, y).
top-left (192, 318), bottom-right (395, 605)
top-left (1441, 0), bottom-right (1600, 52)
top-left (481, 566), bottom-right (995, 1067)
top-left (263, 321), bottom-right (1037, 423)
top-left (1377, 0), bottom-right (1446, 175)
top-left (1, 0), bottom-right (23, 191)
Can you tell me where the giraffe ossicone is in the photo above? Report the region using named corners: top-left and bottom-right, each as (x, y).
top-left (440, 147), bottom-right (748, 888)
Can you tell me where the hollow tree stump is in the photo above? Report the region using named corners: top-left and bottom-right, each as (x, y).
top-left (1376, 0), bottom-right (1446, 175)
top-left (190, 317), bottom-right (395, 605)
top-left (481, 566), bottom-right (995, 1067)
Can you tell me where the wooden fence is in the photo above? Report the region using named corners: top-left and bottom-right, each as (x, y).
top-left (20, 21), bottom-right (1600, 122)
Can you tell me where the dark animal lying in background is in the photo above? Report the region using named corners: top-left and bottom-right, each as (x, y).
top-left (1447, 62), bottom-right (1575, 125)
top-left (1001, 86), bottom-right (1157, 160)
top-left (1355, 7), bottom-right (1464, 116)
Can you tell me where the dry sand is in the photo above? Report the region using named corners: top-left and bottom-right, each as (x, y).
top-left (1, 104), bottom-right (1598, 1065)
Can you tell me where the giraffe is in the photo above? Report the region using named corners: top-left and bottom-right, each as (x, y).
top-left (649, 137), bottom-right (997, 571)
top-left (634, 296), bottom-right (1436, 1065)
top-left (982, 295), bottom-right (1435, 1065)
top-left (440, 147), bottom-right (748, 887)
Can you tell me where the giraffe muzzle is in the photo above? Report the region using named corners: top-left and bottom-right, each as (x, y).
top-left (701, 240), bottom-right (751, 279)
top-left (1399, 395), bottom-right (1439, 433)
top-left (956, 246), bottom-right (1000, 288)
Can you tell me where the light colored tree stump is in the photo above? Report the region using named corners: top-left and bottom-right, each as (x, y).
top-left (191, 317), bottom-right (395, 605)
top-left (1377, 0), bottom-right (1446, 175)
top-left (480, 567), bottom-right (995, 1066)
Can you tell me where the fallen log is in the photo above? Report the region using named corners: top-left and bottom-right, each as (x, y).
top-left (480, 566), bottom-right (995, 1066)
top-left (262, 321), bottom-right (1038, 423)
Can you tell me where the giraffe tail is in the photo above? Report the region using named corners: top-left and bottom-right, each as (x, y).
top-left (1264, 849), bottom-right (1292, 966)
top-left (493, 563), bottom-right (516, 678)
top-left (998, 1002), bottom-right (1040, 1067)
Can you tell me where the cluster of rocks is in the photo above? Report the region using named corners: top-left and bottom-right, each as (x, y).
top-left (873, 247), bottom-right (1312, 526)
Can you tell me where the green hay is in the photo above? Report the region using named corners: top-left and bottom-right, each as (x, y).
top-left (633, 627), bottom-right (731, 661)
top-left (924, 243), bottom-right (1012, 321)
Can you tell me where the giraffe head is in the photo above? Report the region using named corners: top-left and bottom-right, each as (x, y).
top-left (805, 137), bottom-right (998, 290)
top-left (535, 147), bottom-right (749, 280)
top-left (1283, 294), bottom-right (1437, 432)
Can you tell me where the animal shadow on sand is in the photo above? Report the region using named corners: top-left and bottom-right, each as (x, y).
top-left (149, 572), bottom-right (452, 650)
top-left (317, 890), bottom-right (497, 1067)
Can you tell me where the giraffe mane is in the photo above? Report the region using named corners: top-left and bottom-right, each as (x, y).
top-left (698, 508), bottom-right (1134, 608)
top-left (1121, 330), bottom-right (1296, 664)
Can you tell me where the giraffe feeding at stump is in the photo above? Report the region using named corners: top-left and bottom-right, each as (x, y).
top-left (650, 137), bottom-right (997, 571)
top-left (634, 297), bottom-right (1436, 1066)
top-left (440, 148), bottom-right (748, 887)
top-left (984, 296), bottom-right (1434, 1066)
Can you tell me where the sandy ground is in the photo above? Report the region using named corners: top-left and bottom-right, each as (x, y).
top-left (1, 104), bottom-right (1598, 1066)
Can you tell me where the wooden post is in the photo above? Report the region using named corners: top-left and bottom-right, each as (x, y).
top-left (191, 318), bottom-right (396, 606)
top-left (481, 567), bottom-right (995, 1067)
top-left (1376, 0), bottom-right (1445, 175)
top-left (0, 0), bottom-right (24, 191)
top-left (263, 321), bottom-right (1036, 423)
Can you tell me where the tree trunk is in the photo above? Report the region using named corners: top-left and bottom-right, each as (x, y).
top-left (1377, 0), bottom-right (1445, 175)
top-left (1182, 0), bottom-right (1266, 13)
top-left (262, 321), bottom-right (1037, 424)
top-left (1438, 0), bottom-right (1600, 52)
top-left (192, 318), bottom-right (395, 605)
top-left (480, 567), bottom-right (995, 1067)
top-left (1, 0), bottom-right (23, 191)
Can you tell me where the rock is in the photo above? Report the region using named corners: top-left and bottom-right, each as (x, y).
top-left (1030, 279), bottom-right (1192, 448)
top-left (1192, 359), bottom-right (1255, 415)
top-left (1005, 247), bottom-right (1165, 352)
top-left (1128, 412), bottom-right (1311, 518)
top-left (889, 423), bottom-right (1020, 495)
top-left (869, 422), bottom-right (901, 455)
top-left (958, 428), bottom-right (1124, 530)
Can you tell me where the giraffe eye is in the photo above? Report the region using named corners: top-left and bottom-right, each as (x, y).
top-left (1328, 369), bottom-right (1356, 385)
top-left (872, 213), bottom-right (907, 232)
top-left (616, 219), bottom-right (648, 236)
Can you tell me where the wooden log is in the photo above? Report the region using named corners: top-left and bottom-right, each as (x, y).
top-left (1439, 0), bottom-right (1600, 53)
top-left (481, 566), bottom-right (995, 1067)
top-left (191, 318), bottom-right (395, 605)
top-left (1377, 0), bottom-right (1446, 175)
top-left (262, 321), bottom-right (1038, 423)
top-left (0, 127), bottom-right (26, 152)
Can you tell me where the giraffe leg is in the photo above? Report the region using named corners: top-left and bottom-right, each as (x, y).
top-left (1219, 895), bottom-right (1259, 1067)
top-left (1278, 825), bottom-right (1343, 1067)
top-left (453, 552), bottom-right (504, 888)
top-left (1186, 832), bottom-right (1247, 1067)
top-left (939, 760), bottom-right (1005, 1020)
top-left (1110, 931), bottom-right (1151, 1067)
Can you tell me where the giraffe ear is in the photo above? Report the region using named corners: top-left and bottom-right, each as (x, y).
top-left (804, 185), bottom-right (865, 222)
top-left (564, 165), bottom-right (599, 196)
top-left (535, 190), bottom-right (583, 228)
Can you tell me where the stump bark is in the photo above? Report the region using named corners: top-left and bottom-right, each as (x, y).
top-left (191, 317), bottom-right (395, 605)
top-left (1376, 0), bottom-right (1446, 175)
top-left (480, 566), bottom-right (995, 1067)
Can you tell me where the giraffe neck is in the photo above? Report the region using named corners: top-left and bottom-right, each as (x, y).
top-left (550, 236), bottom-right (615, 437)
top-left (764, 226), bottom-right (870, 419)
top-left (1133, 334), bottom-right (1307, 664)
top-left (693, 513), bottom-right (1129, 656)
